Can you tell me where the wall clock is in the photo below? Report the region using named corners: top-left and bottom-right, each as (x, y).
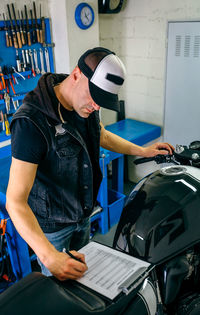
top-left (75, 3), bottom-right (95, 29)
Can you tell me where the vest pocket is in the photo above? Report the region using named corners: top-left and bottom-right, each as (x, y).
top-left (56, 144), bottom-right (81, 158)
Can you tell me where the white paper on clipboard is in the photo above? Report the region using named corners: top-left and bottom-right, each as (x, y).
top-left (77, 242), bottom-right (151, 300)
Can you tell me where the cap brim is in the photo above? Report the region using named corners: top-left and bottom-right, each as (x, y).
top-left (89, 81), bottom-right (120, 112)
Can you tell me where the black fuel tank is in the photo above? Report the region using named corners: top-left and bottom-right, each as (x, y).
top-left (114, 166), bottom-right (200, 264)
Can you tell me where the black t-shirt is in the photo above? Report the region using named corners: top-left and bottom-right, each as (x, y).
top-left (11, 118), bottom-right (47, 163)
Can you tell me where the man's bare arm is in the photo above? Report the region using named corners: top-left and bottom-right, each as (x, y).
top-left (100, 122), bottom-right (174, 157)
top-left (6, 157), bottom-right (87, 280)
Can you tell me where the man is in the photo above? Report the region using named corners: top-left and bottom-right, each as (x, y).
top-left (6, 47), bottom-right (173, 281)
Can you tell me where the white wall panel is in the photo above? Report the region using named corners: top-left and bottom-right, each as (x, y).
top-left (164, 21), bottom-right (200, 146)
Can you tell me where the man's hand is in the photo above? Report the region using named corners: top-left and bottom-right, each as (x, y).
top-left (142, 142), bottom-right (174, 157)
top-left (44, 250), bottom-right (88, 281)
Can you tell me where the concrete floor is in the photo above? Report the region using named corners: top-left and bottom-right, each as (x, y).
top-left (92, 223), bottom-right (117, 247)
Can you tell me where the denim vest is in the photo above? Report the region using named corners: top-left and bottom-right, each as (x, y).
top-left (11, 103), bottom-right (102, 231)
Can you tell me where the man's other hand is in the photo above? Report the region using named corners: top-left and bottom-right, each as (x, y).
top-left (142, 142), bottom-right (174, 157)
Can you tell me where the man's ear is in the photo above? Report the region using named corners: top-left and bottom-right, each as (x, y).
top-left (72, 66), bottom-right (82, 82)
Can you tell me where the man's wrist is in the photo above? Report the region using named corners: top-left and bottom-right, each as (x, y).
top-left (38, 243), bottom-right (58, 266)
top-left (130, 144), bottom-right (145, 157)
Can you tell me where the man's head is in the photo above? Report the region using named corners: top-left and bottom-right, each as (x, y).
top-left (57, 47), bottom-right (126, 118)
top-left (78, 47), bottom-right (126, 112)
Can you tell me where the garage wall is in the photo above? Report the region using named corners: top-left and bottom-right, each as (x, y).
top-left (99, 0), bottom-right (200, 127)
top-left (49, 0), bottom-right (99, 73)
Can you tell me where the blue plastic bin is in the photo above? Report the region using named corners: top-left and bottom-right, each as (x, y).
top-left (108, 189), bottom-right (126, 228)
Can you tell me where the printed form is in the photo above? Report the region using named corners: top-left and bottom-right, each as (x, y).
top-left (77, 242), bottom-right (150, 300)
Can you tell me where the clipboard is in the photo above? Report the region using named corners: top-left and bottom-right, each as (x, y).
top-left (76, 241), bottom-right (154, 300)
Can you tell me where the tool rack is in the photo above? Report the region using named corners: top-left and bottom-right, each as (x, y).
top-left (0, 17), bottom-right (54, 137)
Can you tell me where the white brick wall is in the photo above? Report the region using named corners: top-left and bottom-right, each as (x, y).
top-left (99, 0), bottom-right (200, 128)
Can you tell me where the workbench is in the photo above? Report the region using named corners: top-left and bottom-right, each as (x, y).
top-left (0, 118), bottom-right (161, 281)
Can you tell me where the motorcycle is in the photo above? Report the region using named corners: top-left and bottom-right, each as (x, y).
top-left (1, 141), bottom-right (200, 315)
top-left (113, 140), bottom-right (200, 315)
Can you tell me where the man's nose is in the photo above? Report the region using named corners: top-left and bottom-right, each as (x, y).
top-left (92, 102), bottom-right (100, 111)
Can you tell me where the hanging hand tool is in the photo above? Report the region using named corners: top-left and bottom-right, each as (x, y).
top-left (33, 49), bottom-right (40, 74)
top-left (12, 73), bottom-right (18, 85)
top-left (0, 67), bottom-right (6, 91)
top-left (4, 114), bottom-right (11, 136)
top-left (0, 111), bottom-right (5, 131)
top-left (30, 9), bottom-right (37, 44)
top-left (11, 3), bottom-right (22, 48)
top-left (16, 50), bottom-right (22, 73)
top-left (39, 4), bottom-right (43, 44)
top-left (33, 1), bottom-right (40, 43)
top-left (21, 10), bottom-right (27, 45)
top-left (21, 50), bottom-right (27, 71)
top-left (7, 4), bottom-right (18, 49)
top-left (29, 49), bottom-right (36, 77)
top-left (12, 67), bottom-right (25, 82)
top-left (39, 48), bottom-right (46, 74)
top-left (24, 5), bottom-right (31, 46)
top-left (12, 97), bottom-right (19, 110)
top-left (11, 71), bottom-right (16, 85)
top-left (41, 17), bottom-right (46, 45)
top-left (12, 99), bottom-right (18, 111)
top-left (4, 67), bottom-right (16, 96)
top-left (18, 10), bottom-right (25, 46)
top-left (3, 13), bottom-right (12, 47)
top-left (39, 4), bottom-right (46, 45)
top-left (4, 93), bottom-right (10, 114)
top-left (25, 49), bottom-right (31, 67)
top-left (9, 78), bottom-right (16, 95)
top-left (5, 80), bottom-right (9, 94)
top-left (44, 48), bottom-right (51, 72)
top-left (6, 14), bottom-right (13, 47)
top-left (3, 13), bottom-right (10, 47)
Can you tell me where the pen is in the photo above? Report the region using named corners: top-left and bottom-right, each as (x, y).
top-left (62, 247), bottom-right (85, 264)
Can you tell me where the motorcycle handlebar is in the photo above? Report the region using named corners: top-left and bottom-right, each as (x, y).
top-left (134, 154), bottom-right (173, 165)
top-left (134, 143), bottom-right (200, 167)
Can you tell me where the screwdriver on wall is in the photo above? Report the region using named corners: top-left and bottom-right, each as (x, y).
top-left (24, 5), bottom-right (31, 46)
top-left (18, 10), bottom-right (25, 46)
top-left (7, 4), bottom-right (18, 49)
top-left (11, 3), bottom-right (22, 48)
top-left (33, 1), bottom-right (40, 43)
top-left (21, 10), bottom-right (27, 45)
top-left (3, 13), bottom-right (9, 47)
top-left (30, 9), bottom-right (37, 43)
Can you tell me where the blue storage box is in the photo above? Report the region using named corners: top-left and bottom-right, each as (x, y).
top-left (108, 189), bottom-right (126, 227)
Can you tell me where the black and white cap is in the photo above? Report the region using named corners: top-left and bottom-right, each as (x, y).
top-left (78, 47), bottom-right (126, 111)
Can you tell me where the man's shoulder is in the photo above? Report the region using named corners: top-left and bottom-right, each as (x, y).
top-left (13, 103), bottom-right (43, 120)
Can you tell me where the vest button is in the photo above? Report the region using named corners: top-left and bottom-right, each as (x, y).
top-left (84, 185), bottom-right (88, 189)
top-left (84, 164), bottom-right (88, 168)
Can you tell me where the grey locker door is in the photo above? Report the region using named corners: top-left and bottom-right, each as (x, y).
top-left (164, 21), bottom-right (200, 147)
